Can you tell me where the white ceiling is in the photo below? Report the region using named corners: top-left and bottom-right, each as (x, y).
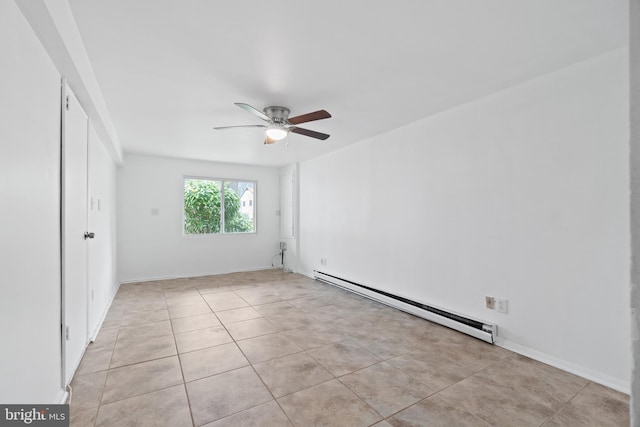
top-left (68, 0), bottom-right (627, 167)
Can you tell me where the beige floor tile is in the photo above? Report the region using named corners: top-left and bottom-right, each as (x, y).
top-left (324, 316), bottom-right (380, 337)
top-left (216, 306), bottom-right (263, 325)
top-left (117, 320), bottom-right (173, 341)
top-left (124, 299), bottom-right (167, 313)
top-left (435, 374), bottom-right (556, 426)
top-left (69, 406), bottom-right (98, 427)
top-left (69, 370), bottom-right (108, 411)
top-left (423, 333), bottom-right (511, 372)
top-left (120, 308), bottom-right (170, 326)
top-left (287, 295), bottom-right (336, 310)
top-left (110, 334), bottom-right (177, 368)
top-left (237, 333), bottom-right (303, 364)
top-left (254, 352), bottom-right (333, 398)
top-left (339, 361), bottom-right (433, 417)
top-left (372, 421), bottom-right (393, 427)
top-left (543, 382), bottom-right (630, 426)
top-left (208, 297), bottom-right (250, 312)
top-left (253, 301), bottom-right (298, 316)
top-left (180, 343), bottom-right (248, 382)
top-left (349, 332), bottom-right (415, 359)
top-left (95, 384), bottom-right (192, 427)
top-left (202, 290), bottom-right (240, 302)
top-left (202, 401), bottom-right (292, 427)
top-left (74, 346), bottom-right (113, 376)
top-left (164, 288), bottom-right (201, 299)
top-left (166, 294), bottom-right (205, 307)
top-left (89, 327), bottom-right (118, 350)
top-left (388, 349), bottom-right (475, 391)
top-left (169, 302), bottom-right (212, 319)
top-left (186, 366), bottom-right (273, 426)
top-left (283, 322), bottom-right (350, 350)
top-left (101, 356), bottom-right (183, 404)
top-left (307, 339), bottom-right (381, 376)
top-left (175, 325), bottom-right (233, 353)
top-left (225, 317), bottom-right (279, 340)
top-left (474, 355), bottom-right (588, 411)
top-left (278, 379), bottom-right (381, 427)
top-left (387, 395), bottom-right (491, 427)
top-left (171, 313), bottom-right (221, 334)
top-left (198, 285), bottom-right (236, 295)
top-left (306, 304), bottom-right (350, 322)
top-left (264, 312), bottom-right (318, 331)
top-left (239, 292), bottom-right (284, 305)
top-left (100, 316), bottom-right (122, 329)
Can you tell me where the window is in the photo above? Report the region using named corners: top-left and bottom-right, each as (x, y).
top-left (183, 178), bottom-right (256, 234)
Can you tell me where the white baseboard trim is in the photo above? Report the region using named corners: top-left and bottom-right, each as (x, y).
top-left (118, 266), bottom-right (280, 285)
top-left (57, 388), bottom-right (69, 404)
top-left (88, 281), bottom-right (121, 342)
top-left (496, 338), bottom-right (630, 394)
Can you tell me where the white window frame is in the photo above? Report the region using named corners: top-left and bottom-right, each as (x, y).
top-left (183, 176), bottom-right (257, 236)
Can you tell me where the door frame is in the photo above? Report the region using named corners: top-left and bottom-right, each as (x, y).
top-left (60, 79), bottom-right (90, 387)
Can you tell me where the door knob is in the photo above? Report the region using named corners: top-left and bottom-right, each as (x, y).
top-left (84, 232), bottom-right (95, 239)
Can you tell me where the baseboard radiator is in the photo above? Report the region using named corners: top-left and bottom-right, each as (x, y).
top-left (313, 270), bottom-right (497, 344)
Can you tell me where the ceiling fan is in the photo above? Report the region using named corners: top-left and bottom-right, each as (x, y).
top-left (214, 103), bottom-right (331, 145)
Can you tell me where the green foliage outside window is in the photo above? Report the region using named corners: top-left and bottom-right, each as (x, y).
top-left (184, 179), bottom-right (254, 234)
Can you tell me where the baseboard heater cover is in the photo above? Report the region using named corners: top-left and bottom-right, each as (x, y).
top-left (314, 270), bottom-right (497, 344)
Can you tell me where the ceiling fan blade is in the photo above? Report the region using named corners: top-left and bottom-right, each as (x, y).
top-left (264, 136), bottom-right (277, 145)
top-left (213, 125), bottom-right (267, 130)
top-left (235, 103), bottom-right (271, 122)
top-left (287, 110), bottom-right (331, 125)
top-left (290, 127), bottom-right (330, 140)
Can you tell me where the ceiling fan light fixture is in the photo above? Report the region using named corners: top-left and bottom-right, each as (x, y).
top-left (216, 103), bottom-right (331, 143)
top-left (265, 125), bottom-right (288, 141)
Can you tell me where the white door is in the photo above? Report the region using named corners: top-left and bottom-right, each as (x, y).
top-left (61, 83), bottom-right (89, 384)
top-left (87, 123), bottom-right (108, 335)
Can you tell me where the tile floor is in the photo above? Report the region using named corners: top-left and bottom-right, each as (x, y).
top-left (69, 269), bottom-right (630, 426)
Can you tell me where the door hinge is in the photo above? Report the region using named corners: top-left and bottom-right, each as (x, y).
top-left (65, 326), bottom-right (70, 340)
top-left (65, 95), bottom-right (69, 111)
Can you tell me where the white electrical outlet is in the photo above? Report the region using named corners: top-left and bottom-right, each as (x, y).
top-left (320, 258), bottom-right (327, 266)
top-left (486, 296), bottom-right (508, 314)
top-left (495, 298), bottom-right (508, 314)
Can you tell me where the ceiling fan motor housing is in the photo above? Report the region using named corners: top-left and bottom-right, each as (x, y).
top-left (264, 106), bottom-right (290, 123)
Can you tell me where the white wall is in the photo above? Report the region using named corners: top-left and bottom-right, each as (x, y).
top-left (117, 155), bottom-right (281, 282)
top-left (299, 48), bottom-right (630, 390)
top-left (88, 123), bottom-right (119, 336)
top-left (630, 0), bottom-right (640, 420)
top-left (280, 164), bottom-right (299, 272)
top-left (0, 0), bottom-right (63, 403)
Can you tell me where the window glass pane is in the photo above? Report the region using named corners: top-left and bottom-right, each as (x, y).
top-left (224, 181), bottom-right (255, 233)
top-left (184, 178), bottom-right (221, 234)
top-left (184, 178), bottom-right (256, 235)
